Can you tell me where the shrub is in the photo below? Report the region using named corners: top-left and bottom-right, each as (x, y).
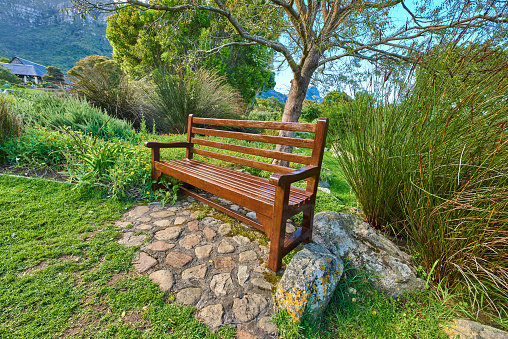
top-left (147, 68), bottom-right (243, 133)
top-left (67, 56), bottom-right (140, 123)
top-left (300, 101), bottom-right (323, 122)
top-left (0, 65), bottom-right (21, 84)
top-left (333, 43), bottom-right (508, 319)
top-left (40, 81), bottom-right (59, 89)
top-left (2, 126), bottom-right (73, 168)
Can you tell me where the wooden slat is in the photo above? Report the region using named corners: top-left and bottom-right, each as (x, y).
top-left (175, 161), bottom-right (285, 203)
top-left (192, 117), bottom-right (317, 132)
top-left (162, 161), bottom-right (286, 206)
top-left (170, 159), bottom-right (310, 205)
top-left (171, 160), bottom-right (309, 205)
top-left (192, 127), bottom-right (315, 149)
top-left (154, 162), bottom-right (273, 212)
top-left (191, 148), bottom-right (295, 174)
top-left (173, 159), bottom-right (311, 201)
top-left (182, 159), bottom-right (311, 200)
top-left (191, 137), bottom-right (313, 165)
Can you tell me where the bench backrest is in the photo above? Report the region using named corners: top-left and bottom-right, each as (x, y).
top-left (185, 115), bottom-right (329, 175)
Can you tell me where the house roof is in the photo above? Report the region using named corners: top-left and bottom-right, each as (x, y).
top-left (10, 57), bottom-right (47, 77)
top-left (0, 63), bottom-right (41, 77)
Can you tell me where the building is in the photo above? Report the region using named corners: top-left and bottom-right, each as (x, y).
top-left (0, 57), bottom-right (47, 84)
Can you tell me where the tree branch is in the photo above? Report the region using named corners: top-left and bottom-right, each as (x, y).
top-left (318, 12), bottom-right (508, 66)
top-left (195, 41), bottom-right (258, 54)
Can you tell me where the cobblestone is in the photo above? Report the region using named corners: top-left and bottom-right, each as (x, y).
top-left (117, 198), bottom-right (277, 338)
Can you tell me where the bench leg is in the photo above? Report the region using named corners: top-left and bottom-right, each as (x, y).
top-left (302, 206), bottom-right (314, 244)
top-left (151, 148), bottom-right (162, 192)
top-left (268, 185), bottom-right (289, 273)
top-left (151, 169), bottom-right (162, 191)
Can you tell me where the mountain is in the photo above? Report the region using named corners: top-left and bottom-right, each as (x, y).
top-left (257, 87), bottom-right (323, 103)
top-left (0, 0), bottom-right (112, 71)
top-left (257, 89), bottom-right (289, 103)
top-left (305, 87), bottom-right (323, 102)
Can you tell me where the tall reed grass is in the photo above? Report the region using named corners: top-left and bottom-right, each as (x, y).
top-left (146, 68), bottom-right (243, 133)
top-left (332, 43), bottom-right (508, 320)
top-left (0, 97), bottom-right (21, 147)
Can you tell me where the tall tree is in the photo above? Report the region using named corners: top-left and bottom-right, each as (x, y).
top-left (106, 7), bottom-right (275, 102)
top-left (73, 0), bottom-right (508, 164)
top-left (42, 66), bottom-right (65, 84)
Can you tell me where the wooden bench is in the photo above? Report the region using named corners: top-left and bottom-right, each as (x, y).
top-left (145, 114), bottom-right (329, 272)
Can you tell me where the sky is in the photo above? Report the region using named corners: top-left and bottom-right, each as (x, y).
top-left (273, 2), bottom-right (414, 94)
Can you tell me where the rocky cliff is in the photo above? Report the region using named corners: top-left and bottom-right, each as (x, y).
top-left (0, 0), bottom-right (111, 70)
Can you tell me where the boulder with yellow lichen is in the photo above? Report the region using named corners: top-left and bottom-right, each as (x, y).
top-left (276, 243), bottom-right (343, 321)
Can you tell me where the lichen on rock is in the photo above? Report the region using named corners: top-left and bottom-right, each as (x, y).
top-left (276, 243), bottom-right (343, 321)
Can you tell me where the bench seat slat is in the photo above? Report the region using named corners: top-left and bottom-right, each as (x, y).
top-left (166, 159), bottom-right (312, 205)
top-left (158, 159), bottom-right (311, 209)
top-left (192, 117), bottom-right (317, 132)
top-left (191, 137), bottom-right (314, 165)
top-left (172, 159), bottom-right (311, 202)
top-left (192, 127), bottom-right (314, 149)
top-left (171, 160), bottom-right (294, 204)
top-left (155, 162), bottom-right (274, 212)
top-left (170, 161), bottom-right (308, 207)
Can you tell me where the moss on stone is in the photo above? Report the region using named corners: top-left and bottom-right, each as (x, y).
top-left (264, 270), bottom-right (282, 286)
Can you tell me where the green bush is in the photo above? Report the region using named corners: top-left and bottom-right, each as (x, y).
top-left (63, 133), bottom-right (150, 199)
top-left (2, 126), bottom-right (73, 168)
top-left (40, 81), bottom-right (59, 89)
top-left (333, 43), bottom-right (508, 319)
top-left (67, 56), bottom-right (140, 123)
top-left (147, 68), bottom-right (243, 133)
top-left (300, 101), bottom-right (323, 122)
top-left (0, 98), bottom-right (22, 161)
top-left (17, 93), bottom-right (136, 141)
top-left (0, 65), bottom-right (21, 84)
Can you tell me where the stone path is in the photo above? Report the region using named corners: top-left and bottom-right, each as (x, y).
top-left (115, 195), bottom-right (291, 338)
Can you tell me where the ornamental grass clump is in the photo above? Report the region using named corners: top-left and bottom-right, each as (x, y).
top-left (333, 42), bottom-right (508, 320)
top-left (401, 44), bottom-right (508, 319)
top-left (146, 68), bottom-right (243, 133)
top-left (0, 98), bottom-right (21, 147)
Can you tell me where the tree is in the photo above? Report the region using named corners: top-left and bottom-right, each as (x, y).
top-left (0, 57), bottom-right (9, 63)
top-left (42, 66), bottom-right (65, 84)
top-left (0, 65), bottom-right (21, 84)
top-left (322, 91), bottom-right (351, 106)
top-left (106, 7), bottom-right (275, 102)
top-left (73, 0), bottom-right (508, 164)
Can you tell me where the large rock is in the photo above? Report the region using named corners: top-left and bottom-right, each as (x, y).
top-left (443, 319), bottom-right (508, 339)
top-left (313, 212), bottom-right (425, 297)
top-left (276, 243), bottom-right (343, 321)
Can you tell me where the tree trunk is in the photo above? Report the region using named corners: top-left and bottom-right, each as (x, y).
top-left (273, 48), bottom-right (320, 167)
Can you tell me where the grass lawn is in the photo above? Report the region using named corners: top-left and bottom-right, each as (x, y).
top-left (274, 265), bottom-right (459, 338)
top-left (0, 174), bottom-right (235, 339)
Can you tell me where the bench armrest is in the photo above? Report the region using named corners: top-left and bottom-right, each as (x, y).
top-left (269, 165), bottom-right (319, 187)
top-left (144, 142), bottom-right (191, 149)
